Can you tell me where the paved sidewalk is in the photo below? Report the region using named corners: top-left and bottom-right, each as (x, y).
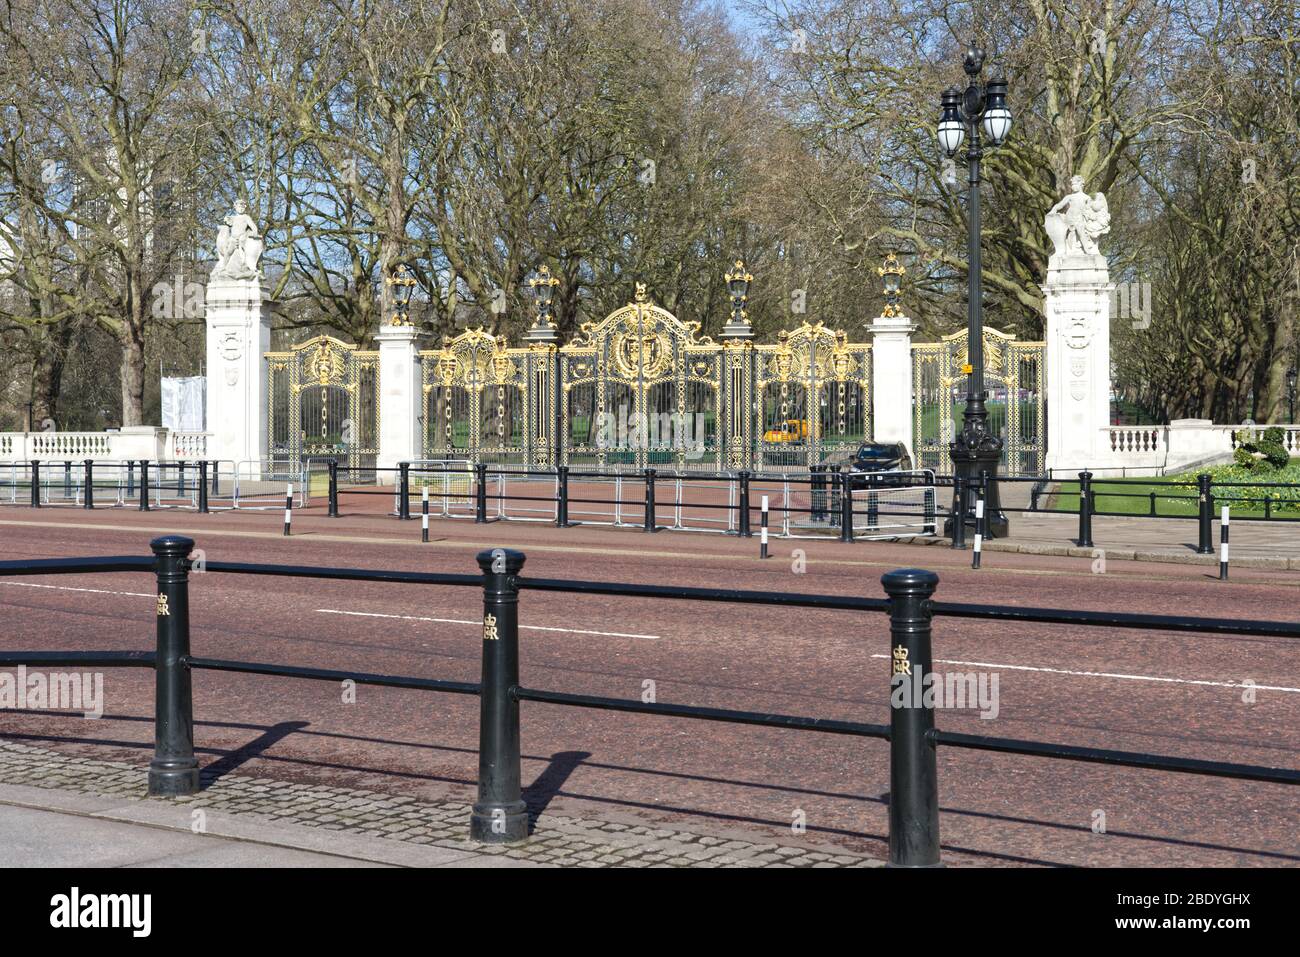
top-left (0, 742), bottom-right (882, 868)
top-left (976, 511), bottom-right (1300, 568)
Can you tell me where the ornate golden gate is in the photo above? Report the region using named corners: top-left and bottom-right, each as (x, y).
top-left (754, 322), bottom-right (872, 470)
top-left (268, 278), bottom-right (882, 476)
top-left (911, 327), bottom-right (1044, 476)
top-left (419, 329), bottom-right (553, 466)
top-left (413, 286), bottom-right (875, 472)
top-left (266, 335), bottom-right (379, 470)
top-left (561, 284), bottom-right (723, 471)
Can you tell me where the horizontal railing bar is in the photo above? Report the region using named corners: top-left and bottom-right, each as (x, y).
top-left (0, 556), bottom-right (154, 577)
top-left (185, 656), bottom-right (480, 695)
top-left (0, 650), bottom-right (155, 667)
top-left (200, 560), bottom-right (481, 588)
top-left (931, 730), bottom-right (1300, 785)
top-left (513, 686), bottom-right (889, 738)
top-left (929, 600), bottom-right (1300, 638)
top-left (519, 574), bottom-right (1300, 637)
top-left (518, 575), bottom-right (891, 612)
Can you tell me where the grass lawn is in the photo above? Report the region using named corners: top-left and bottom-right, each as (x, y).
top-left (1046, 462), bottom-right (1300, 519)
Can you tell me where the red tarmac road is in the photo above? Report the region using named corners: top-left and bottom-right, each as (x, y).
top-left (0, 499), bottom-right (1297, 867)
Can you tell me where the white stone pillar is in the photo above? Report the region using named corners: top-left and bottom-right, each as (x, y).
top-left (375, 324), bottom-right (422, 470)
top-left (867, 312), bottom-right (916, 449)
top-left (1043, 255), bottom-right (1112, 476)
top-left (204, 278), bottom-right (272, 469)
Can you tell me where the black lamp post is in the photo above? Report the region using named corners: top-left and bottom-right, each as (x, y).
top-left (938, 46), bottom-right (1013, 538)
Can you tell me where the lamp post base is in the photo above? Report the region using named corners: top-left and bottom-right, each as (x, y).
top-left (944, 441), bottom-right (1009, 540)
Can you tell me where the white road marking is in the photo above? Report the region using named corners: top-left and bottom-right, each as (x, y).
top-left (0, 581), bottom-right (153, 599)
top-left (870, 654), bottom-right (1300, 694)
top-left (316, 608), bottom-right (660, 640)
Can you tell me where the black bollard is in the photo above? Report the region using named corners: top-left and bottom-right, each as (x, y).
top-left (176, 462), bottom-right (185, 497)
top-left (283, 484), bottom-right (293, 536)
top-left (475, 463), bottom-right (488, 523)
top-left (328, 460), bottom-right (339, 517)
top-left (63, 460), bottom-right (72, 499)
top-left (139, 460), bottom-right (151, 511)
top-left (644, 468), bottom-right (657, 532)
top-left (126, 459), bottom-right (136, 498)
top-left (30, 460), bottom-right (41, 508)
top-left (148, 535), bottom-right (200, 796)
top-left (198, 460), bottom-right (208, 513)
top-left (867, 473), bottom-right (880, 530)
top-left (470, 548), bottom-right (528, 844)
top-left (760, 494), bottom-right (770, 559)
top-left (556, 465), bottom-right (570, 528)
top-left (811, 465), bottom-right (826, 522)
top-left (1077, 471), bottom-right (1094, 548)
top-left (882, 567), bottom-right (942, 868)
top-left (1196, 474), bottom-right (1214, 554)
top-left (738, 469), bottom-right (752, 537)
top-left (398, 462), bottom-right (411, 520)
top-left (83, 460), bottom-right (95, 509)
top-left (421, 486), bottom-right (430, 543)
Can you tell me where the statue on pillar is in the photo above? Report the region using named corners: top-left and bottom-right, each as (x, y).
top-left (1045, 175), bottom-right (1109, 259)
top-left (212, 199), bottom-right (264, 281)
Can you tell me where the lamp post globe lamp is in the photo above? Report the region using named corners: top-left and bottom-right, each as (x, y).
top-left (938, 46), bottom-right (1013, 539)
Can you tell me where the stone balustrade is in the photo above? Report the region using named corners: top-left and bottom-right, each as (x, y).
top-left (0, 428), bottom-right (212, 464)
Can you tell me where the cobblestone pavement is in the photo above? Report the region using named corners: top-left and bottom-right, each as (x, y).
top-left (0, 741), bottom-right (882, 868)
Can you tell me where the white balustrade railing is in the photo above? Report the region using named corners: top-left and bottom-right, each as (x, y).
top-left (1103, 420), bottom-right (1300, 475)
top-left (167, 431), bottom-right (209, 459)
top-left (0, 428), bottom-right (212, 464)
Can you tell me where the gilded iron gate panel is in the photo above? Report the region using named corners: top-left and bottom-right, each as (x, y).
top-left (266, 335), bottom-right (379, 471)
top-left (911, 327), bottom-right (1044, 476)
top-left (419, 328), bottom-right (549, 466)
top-left (754, 321), bottom-right (871, 470)
top-left (560, 284), bottom-right (722, 471)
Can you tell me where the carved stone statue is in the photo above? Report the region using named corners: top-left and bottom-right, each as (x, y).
top-left (213, 199), bottom-right (263, 281)
top-left (1045, 175), bottom-right (1109, 259)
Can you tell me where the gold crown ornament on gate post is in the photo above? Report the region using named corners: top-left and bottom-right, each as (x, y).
top-left (525, 264), bottom-right (561, 342)
top-left (877, 252), bottom-right (906, 318)
top-left (721, 259), bottom-right (755, 340)
top-left (386, 263), bottom-right (417, 326)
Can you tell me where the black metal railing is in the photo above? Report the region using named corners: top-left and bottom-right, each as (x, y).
top-left (0, 537), bottom-right (1294, 866)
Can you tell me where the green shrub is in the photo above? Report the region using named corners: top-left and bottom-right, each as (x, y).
top-left (1232, 428), bottom-right (1290, 472)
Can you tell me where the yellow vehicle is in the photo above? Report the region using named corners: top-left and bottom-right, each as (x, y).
top-left (763, 418), bottom-right (815, 444)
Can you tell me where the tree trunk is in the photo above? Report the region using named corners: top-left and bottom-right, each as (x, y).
top-left (119, 329), bottom-right (147, 426)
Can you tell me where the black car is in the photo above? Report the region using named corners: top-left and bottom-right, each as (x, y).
top-left (823, 442), bottom-right (915, 489)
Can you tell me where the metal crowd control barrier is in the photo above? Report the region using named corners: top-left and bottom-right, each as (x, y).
top-left (232, 460), bottom-right (308, 510)
top-left (0, 540), bottom-right (1295, 865)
